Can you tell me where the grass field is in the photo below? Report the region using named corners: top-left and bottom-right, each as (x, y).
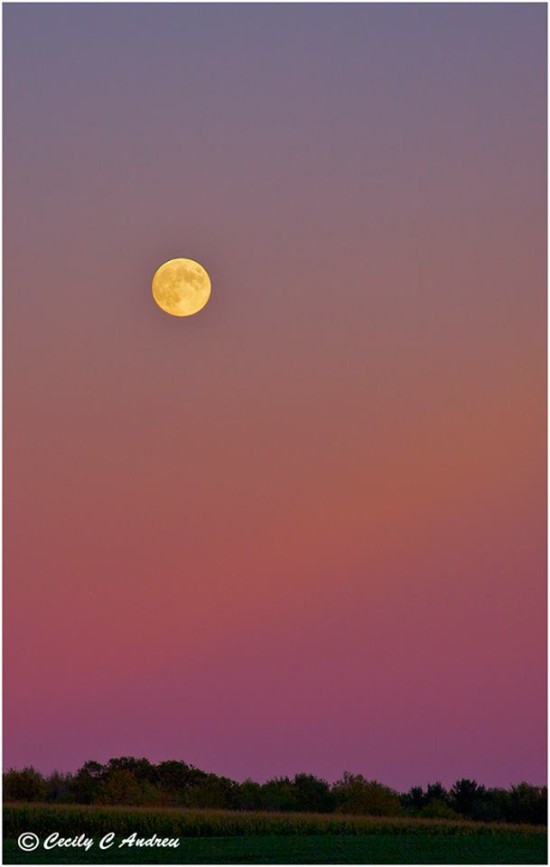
top-left (4, 803), bottom-right (547, 864)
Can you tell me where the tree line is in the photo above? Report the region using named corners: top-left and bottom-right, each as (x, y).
top-left (3, 758), bottom-right (546, 825)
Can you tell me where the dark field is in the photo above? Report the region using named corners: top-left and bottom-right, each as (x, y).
top-left (4, 804), bottom-right (547, 864)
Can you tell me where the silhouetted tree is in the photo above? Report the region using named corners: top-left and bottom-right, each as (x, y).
top-left (105, 757), bottom-right (158, 786)
top-left (449, 779), bottom-right (486, 819)
top-left (236, 779), bottom-right (266, 811)
top-left (45, 771), bottom-right (73, 803)
top-left (472, 787), bottom-right (510, 823)
top-left (292, 774), bottom-right (334, 813)
top-left (419, 782), bottom-right (456, 818)
top-left (333, 773), bottom-right (402, 816)
top-left (401, 783), bottom-right (456, 819)
top-left (426, 782), bottom-right (449, 804)
top-left (401, 786), bottom-right (425, 812)
top-left (507, 784), bottom-right (547, 826)
top-left (95, 768), bottom-right (158, 806)
top-left (262, 777), bottom-right (298, 812)
top-left (4, 767), bottom-right (47, 802)
top-left (187, 773), bottom-right (238, 809)
top-left (69, 761), bottom-right (105, 804)
top-left (3, 756), bottom-right (547, 826)
top-left (153, 760), bottom-right (204, 804)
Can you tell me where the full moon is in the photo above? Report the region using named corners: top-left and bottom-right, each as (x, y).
top-left (152, 257), bottom-right (211, 316)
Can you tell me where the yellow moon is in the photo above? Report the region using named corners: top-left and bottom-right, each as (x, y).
top-left (152, 258), bottom-right (211, 316)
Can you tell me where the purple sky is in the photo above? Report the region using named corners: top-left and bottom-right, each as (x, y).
top-left (4, 3), bottom-right (546, 790)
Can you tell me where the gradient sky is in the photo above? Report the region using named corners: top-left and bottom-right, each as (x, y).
top-left (4, 4), bottom-right (546, 791)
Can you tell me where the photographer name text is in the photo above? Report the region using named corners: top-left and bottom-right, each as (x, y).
top-left (18, 832), bottom-right (180, 852)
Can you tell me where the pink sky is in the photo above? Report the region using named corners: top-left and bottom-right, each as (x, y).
top-left (4, 4), bottom-right (546, 789)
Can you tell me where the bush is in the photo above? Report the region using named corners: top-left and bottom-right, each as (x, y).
top-left (421, 799), bottom-right (458, 820)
